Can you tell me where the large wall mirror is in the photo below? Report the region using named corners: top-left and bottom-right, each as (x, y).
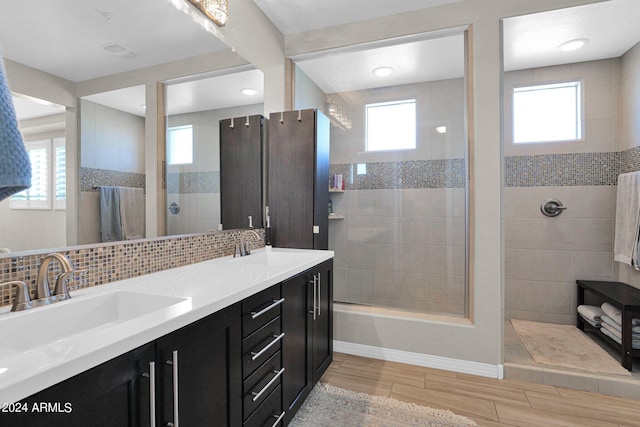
top-left (165, 67), bottom-right (265, 234)
top-left (0, 0), bottom-right (265, 255)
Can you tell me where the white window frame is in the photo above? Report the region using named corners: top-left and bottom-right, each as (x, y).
top-left (53, 137), bottom-right (66, 210)
top-left (10, 139), bottom-right (55, 210)
top-left (167, 124), bottom-right (194, 165)
top-left (365, 99), bottom-right (417, 152)
top-left (512, 80), bottom-right (584, 144)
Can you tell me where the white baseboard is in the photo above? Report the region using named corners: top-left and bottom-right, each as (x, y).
top-left (334, 340), bottom-right (504, 379)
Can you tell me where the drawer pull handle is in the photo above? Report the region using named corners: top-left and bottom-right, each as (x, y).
top-left (251, 368), bottom-right (285, 402)
top-left (250, 332), bottom-right (285, 361)
top-left (251, 298), bottom-right (285, 319)
top-left (271, 411), bottom-right (286, 426)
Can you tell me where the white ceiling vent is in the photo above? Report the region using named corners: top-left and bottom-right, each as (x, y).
top-left (101, 42), bottom-right (139, 58)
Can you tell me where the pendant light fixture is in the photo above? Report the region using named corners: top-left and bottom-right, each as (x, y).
top-left (187, 0), bottom-right (228, 27)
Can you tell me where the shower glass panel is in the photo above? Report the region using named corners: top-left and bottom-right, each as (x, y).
top-left (294, 31), bottom-right (468, 316)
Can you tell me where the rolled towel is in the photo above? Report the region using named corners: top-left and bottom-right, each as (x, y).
top-left (577, 305), bottom-right (604, 325)
top-left (601, 302), bottom-right (640, 327)
top-left (578, 313), bottom-right (601, 328)
top-left (601, 302), bottom-right (622, 325)
top-left (601, 315), bottom-right (640, 336)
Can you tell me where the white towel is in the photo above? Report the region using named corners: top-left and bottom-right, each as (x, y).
top-left (578, 313), bottom-right (601, 328)
top-left (119, 187), bottom-right (145, 240)
top-left (614, 171), bottom-right (640, 268)
top-left (601, 302), bottom-right (640, 327)
top-left (601, 314), bottom-right (640, 335)
top-left (600, 325), bottom-right (640, 349)
top-left (577, 305), bottom-right (604, 325)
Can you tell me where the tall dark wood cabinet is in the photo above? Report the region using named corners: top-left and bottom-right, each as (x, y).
top-left (220, 114), bottom-right (266, 230)
top-left (268, 109), bottom-right (330, 249)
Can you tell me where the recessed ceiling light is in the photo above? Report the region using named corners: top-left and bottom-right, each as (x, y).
top-left (241, 88), bottom-right (258, 96)
top-left (435, 126), bottom-right (447, 134)
top-left (558, 38), bottom-right (589, 52)
top-left (372, 66), bottom-right (394, 77)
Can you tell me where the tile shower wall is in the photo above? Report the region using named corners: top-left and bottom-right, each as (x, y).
top-left (329, 78), bottom-right (467, 315)
top-left (0, 229), bottom-right (265, 308)
top-left (504, 58), bottom-right (622, 325)
top-left (78, 99), bottom-right (146, 244)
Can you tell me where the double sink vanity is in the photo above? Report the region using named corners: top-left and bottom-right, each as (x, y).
top-left (0, 247), bottom-right (333, 427)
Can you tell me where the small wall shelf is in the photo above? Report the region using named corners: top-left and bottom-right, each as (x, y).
top-left (328, 214), bottom-right (345, 220)
top-left (329, 188), bottom-right (345, 193)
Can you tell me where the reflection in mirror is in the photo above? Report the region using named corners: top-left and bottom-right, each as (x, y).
top-left (164, 67), bottom-right (264, 234)
top-left (77, 86), bottom-right (146, 245)
top-left (0, 94), bottom-right (66, 252)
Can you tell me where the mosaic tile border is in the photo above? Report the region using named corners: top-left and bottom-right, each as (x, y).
top-left (0, 229), bottom-right (264, 308)
top-left (167, 171), bottom-right (220, 194)
top-left (504, 152), bottom-right (621, 187)
top-left (329, 159), bottom-right (466, 190)
top-left (621, 145), bottom-right (640, 174)
top-left (81, 167), bottom-right (146, 192)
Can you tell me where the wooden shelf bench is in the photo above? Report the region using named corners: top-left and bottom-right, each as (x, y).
top-left (576, 280), bottom-right (640, 371)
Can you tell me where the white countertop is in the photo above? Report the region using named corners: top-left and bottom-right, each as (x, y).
top-left (0, 247), bottom-right (333, 404)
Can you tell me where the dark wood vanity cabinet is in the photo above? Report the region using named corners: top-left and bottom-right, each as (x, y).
top-left (156, 303), bottom-right (242, 427)
top-left (220, 114), bottom-right (266, 230)
top-left (281, 259), bottom-right (333, 425)
top-left (268, 109), bottom-right (330, 250)
top-left (0, 304), bottom-right (242, 427)
top-left (2, 259), bottom-right (333, 427)
top-left (0, 342), bottom-right (156, 427)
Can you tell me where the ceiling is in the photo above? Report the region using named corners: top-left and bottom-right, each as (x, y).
top-left (252, 0), bottom-right (464, 36)
top-left (0, 0), bottom-right (229, 83)
top-left (4, 0), bottom-right (640, 119)
top-left (290, 0), bottom-right (640, 94)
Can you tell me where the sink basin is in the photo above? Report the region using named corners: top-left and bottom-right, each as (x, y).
top-left (0, 291), bottom-right (189, 354)
top-left (233, 250), bottom-right (306, 267)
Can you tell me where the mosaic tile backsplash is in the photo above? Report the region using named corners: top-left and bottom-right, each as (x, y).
top-left (0, 229), bottom-right (264, 308)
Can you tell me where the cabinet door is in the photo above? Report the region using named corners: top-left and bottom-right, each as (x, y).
top-left (312, 259), bottom-right (333, 383)
top-left (281, 270), bottom-right (313, 425)
top-left (0, 343), bottom-right (155, 427)
top-left (156, 303), bottom-right (242, 427)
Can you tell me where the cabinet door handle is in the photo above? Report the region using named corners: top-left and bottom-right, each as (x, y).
top-left (251, 368), bottom-right (285, 402)
top-left (316, 272), bottom-right (321, 317)
top-left (251, 298), bottom-right (285, 319)
top-left (271, 411), bottom-right (286, 426)
top-left (309, 275), bottom-right (317, 320)
top-left (165, 350), bottom-right (179, 427)
top-left (250, 332), bottom-right (285, 361)
top-left (143, 362), bottom-right (156, 427)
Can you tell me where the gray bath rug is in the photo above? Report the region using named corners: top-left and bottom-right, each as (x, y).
top-left (511, 319), bottom-right (630, 376)
top-left (289, 383), bottom-right (477, 427)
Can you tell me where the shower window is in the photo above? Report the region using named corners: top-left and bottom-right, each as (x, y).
top-left (513, 80), bottom-right (583, 143)
top-left (366, 99), bottom-right (416, 151)
top-left (167, 125), bottom-right (194, 165)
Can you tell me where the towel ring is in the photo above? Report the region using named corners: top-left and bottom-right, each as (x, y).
top-left (540, 199), bottom-right (567, 217)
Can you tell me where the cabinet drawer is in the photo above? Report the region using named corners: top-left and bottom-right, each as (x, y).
top-left (243, 284), bottom-right (283, 337)
top-left (243, 351), bottom-right (283, 420)
top-left (243, 316), bottom-right (283, 378)
top-left (244, 384), bottom-right (284, 427)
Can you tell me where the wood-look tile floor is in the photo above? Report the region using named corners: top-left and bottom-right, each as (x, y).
top-left (319, 353), bottom-right (640, 427)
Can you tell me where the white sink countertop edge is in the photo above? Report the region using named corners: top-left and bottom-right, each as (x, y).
top-left (0, 247), bottom-right (334, 404)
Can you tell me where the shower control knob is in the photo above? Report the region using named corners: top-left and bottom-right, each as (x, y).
top-left (540, 199), bottom-right (567, 217)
